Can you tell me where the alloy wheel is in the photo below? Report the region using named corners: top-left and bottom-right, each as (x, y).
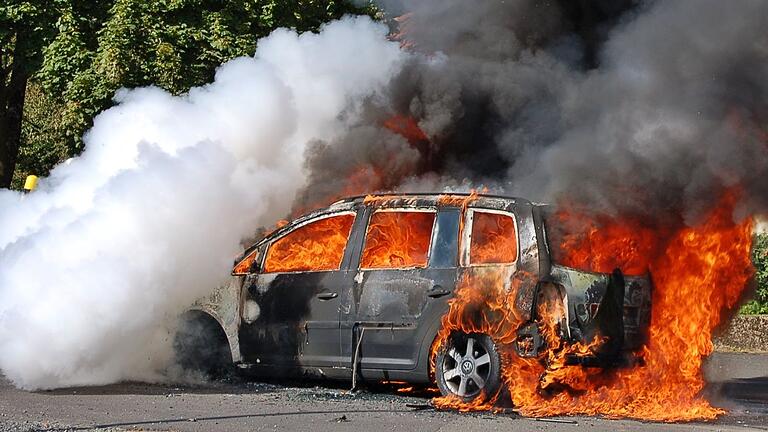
top-left (441, 336), bottom-right (492, 398)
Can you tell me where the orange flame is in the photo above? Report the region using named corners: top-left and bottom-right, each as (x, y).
top-left (431, 269), bottom-right (524, 412)
top-left (263, 214), bottom-right (355, 273)
top-left (469, 212), bottom-right (518, 265)
top-left (383, 115), bottom-right (428, 143)
top-left (261, 183), bottom-right (752, 421)
top-left (432, 191), bottom-right (754, 421)
top-left (363, 194), bottom-right (419, 207)
top-left (390, 13), bottom-right (416, 49)
top-left (290, 115), bottom-right (430, 216)
top-left (545, 210), bottom-right (659, 275)
top-left (341, 166), bottom-right (386, 197)
top-left (232, 249), bottom-right (258, 275)
top-left (361, 211), bottom-right (434, 269)
top-left (436, 190), bottom-right (482, 208)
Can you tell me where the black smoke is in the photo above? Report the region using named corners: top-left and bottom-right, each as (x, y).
top-left (297, 0), bottom-right (768, 228)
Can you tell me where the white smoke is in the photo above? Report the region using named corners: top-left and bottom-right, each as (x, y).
top-left (0, 16), bottom-right (406, 390)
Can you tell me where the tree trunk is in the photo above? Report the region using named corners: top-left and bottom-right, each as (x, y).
top-left (0, 33), bottom-right (29, 189)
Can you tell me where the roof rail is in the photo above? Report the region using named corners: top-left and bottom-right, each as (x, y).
top-left (331, 192), bottom-right (529, 206)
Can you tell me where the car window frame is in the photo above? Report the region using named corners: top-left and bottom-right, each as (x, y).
top-left (460, 208), bottom-right (520, 268)
top-left (428, 208), bottom-right (461, 269)
top-left (261, 210), bottom-right (358, 274)
top-left (359, 207), bottom-right (438, 271)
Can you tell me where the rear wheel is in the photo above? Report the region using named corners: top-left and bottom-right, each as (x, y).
top-left (435, 333), bottom-right (501, 403)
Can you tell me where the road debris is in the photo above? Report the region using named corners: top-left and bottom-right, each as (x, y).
top-left (332, 415), bottom-right (350, 423)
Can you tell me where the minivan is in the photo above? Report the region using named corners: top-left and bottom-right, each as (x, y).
top-left (175, 193), bottom-right (652, 403)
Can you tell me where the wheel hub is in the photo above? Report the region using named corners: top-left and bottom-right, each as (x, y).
top-left (460, 359), bottom-right (474, 375)
top-left (440, 336), bottom-right (493, 398)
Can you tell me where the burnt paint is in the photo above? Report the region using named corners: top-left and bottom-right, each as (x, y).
top-left (238, 207), bottom-right (366, 373)
top-left (513, 202), bottom-right (544, 320)
top-left (350, 268), bottom-right (458, 372)
top-left (226, 193), bottom-right (653, 383)
top-left (238, 270), bottom-right (351, 369)
top-left (547, 264), bottom-right (651, 352)
top-left (342, 207), bottom-right (460, 373)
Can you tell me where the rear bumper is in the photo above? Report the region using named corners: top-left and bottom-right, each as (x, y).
top-left (514, 266), bottom-right (652, 361)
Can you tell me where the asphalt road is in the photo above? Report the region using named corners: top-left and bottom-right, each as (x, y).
top-left (1, 352), bottom-right (767, 432)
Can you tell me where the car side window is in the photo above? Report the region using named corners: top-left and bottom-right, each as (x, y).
top-left (263, 213), bottom-right (355, 273)
top-left (360, 210), bottom-right (436, 269)
top-left (469, 210), bottom-right (518, 265)
top-left (429, 210), bottom-right (461, 268)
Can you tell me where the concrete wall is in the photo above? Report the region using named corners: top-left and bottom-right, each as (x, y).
top-left (714, 315), bottom-right (768, 353)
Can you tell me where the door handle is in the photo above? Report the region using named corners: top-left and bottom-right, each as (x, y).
top-left (427, 285), bottom-right (451, 298)
top-left (317, 292), bottom-right (338, 300)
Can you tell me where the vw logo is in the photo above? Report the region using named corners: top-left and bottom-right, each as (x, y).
top-left (461, 359), bottom-right (474, 375)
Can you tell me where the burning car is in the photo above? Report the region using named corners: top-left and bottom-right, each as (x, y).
top-left (176, 193), bottom-right (651, 404)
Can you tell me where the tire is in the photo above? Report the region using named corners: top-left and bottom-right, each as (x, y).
top-left (435, 332), bottom-right (502, 403)
top-left (173, 312), bottom-right (233, 378)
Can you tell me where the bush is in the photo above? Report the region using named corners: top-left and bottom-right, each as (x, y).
top-left (742, 232), bottom-right (768, 314)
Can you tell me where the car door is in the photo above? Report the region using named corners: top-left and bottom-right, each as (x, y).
top-left (458, 207), bottom-right (520, 298)
top-left (238, 211), bottom-right (358, 370)
top-left (344, 207), bottom-right (461, 372)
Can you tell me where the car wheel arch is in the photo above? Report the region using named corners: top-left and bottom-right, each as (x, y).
top-left (175, 309), bottom-right (236, 367)
top-left (418, 309), bottom-right (450, 384)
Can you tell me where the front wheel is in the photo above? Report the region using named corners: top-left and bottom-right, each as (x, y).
top-left (173, 311), bottom-right (233, 379)
top-left (435, 333), bottom-right (502, 403)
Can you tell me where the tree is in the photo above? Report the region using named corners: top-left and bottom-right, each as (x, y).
top-left (36, 0), bottom-right (376, 167)
top-left (3, 0), bottom-right (375, 189)
top-left (0, 1), bottom-right (64, 188)
top-left (11, 82), bottom-right (69, 189)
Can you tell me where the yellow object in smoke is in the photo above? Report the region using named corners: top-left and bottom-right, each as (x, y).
top-left (23, 175), bottom-right (38, 192)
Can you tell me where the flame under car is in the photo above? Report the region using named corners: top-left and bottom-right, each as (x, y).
top-left (178, 193), bottom-right (651, 403)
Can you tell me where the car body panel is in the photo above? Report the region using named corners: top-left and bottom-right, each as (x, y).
top-left (193, 193), bottom-right (652, 383)
top-left (238, 269), bottom-right (351, 368)
top-left (190, 276), bottom-right (243, 363)
top-left (342, 205), bottom-right (461, 373)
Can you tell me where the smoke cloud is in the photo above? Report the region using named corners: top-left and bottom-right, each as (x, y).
top-left (4, 0), bottom-right (768, 391)
top-left (0, 16), bottom-right (405, 389)
top-left (516, 0), bottom-right (768, 223)
top-left (305, 0), bottom-right (768, 228)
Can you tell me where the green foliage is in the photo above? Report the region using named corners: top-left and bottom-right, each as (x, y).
top-left (1, 1), bottom-right (64, 76)
top-left (36, 0), bottom-right (376, 157)
top-left (742, 232), bottom-right (768, 314)
top-left (1, 1), bottom-right (69, 188)
top-left (5, 0), bottom-right (376, 186)
top-left (11, 82), bottom-right (69, 189)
